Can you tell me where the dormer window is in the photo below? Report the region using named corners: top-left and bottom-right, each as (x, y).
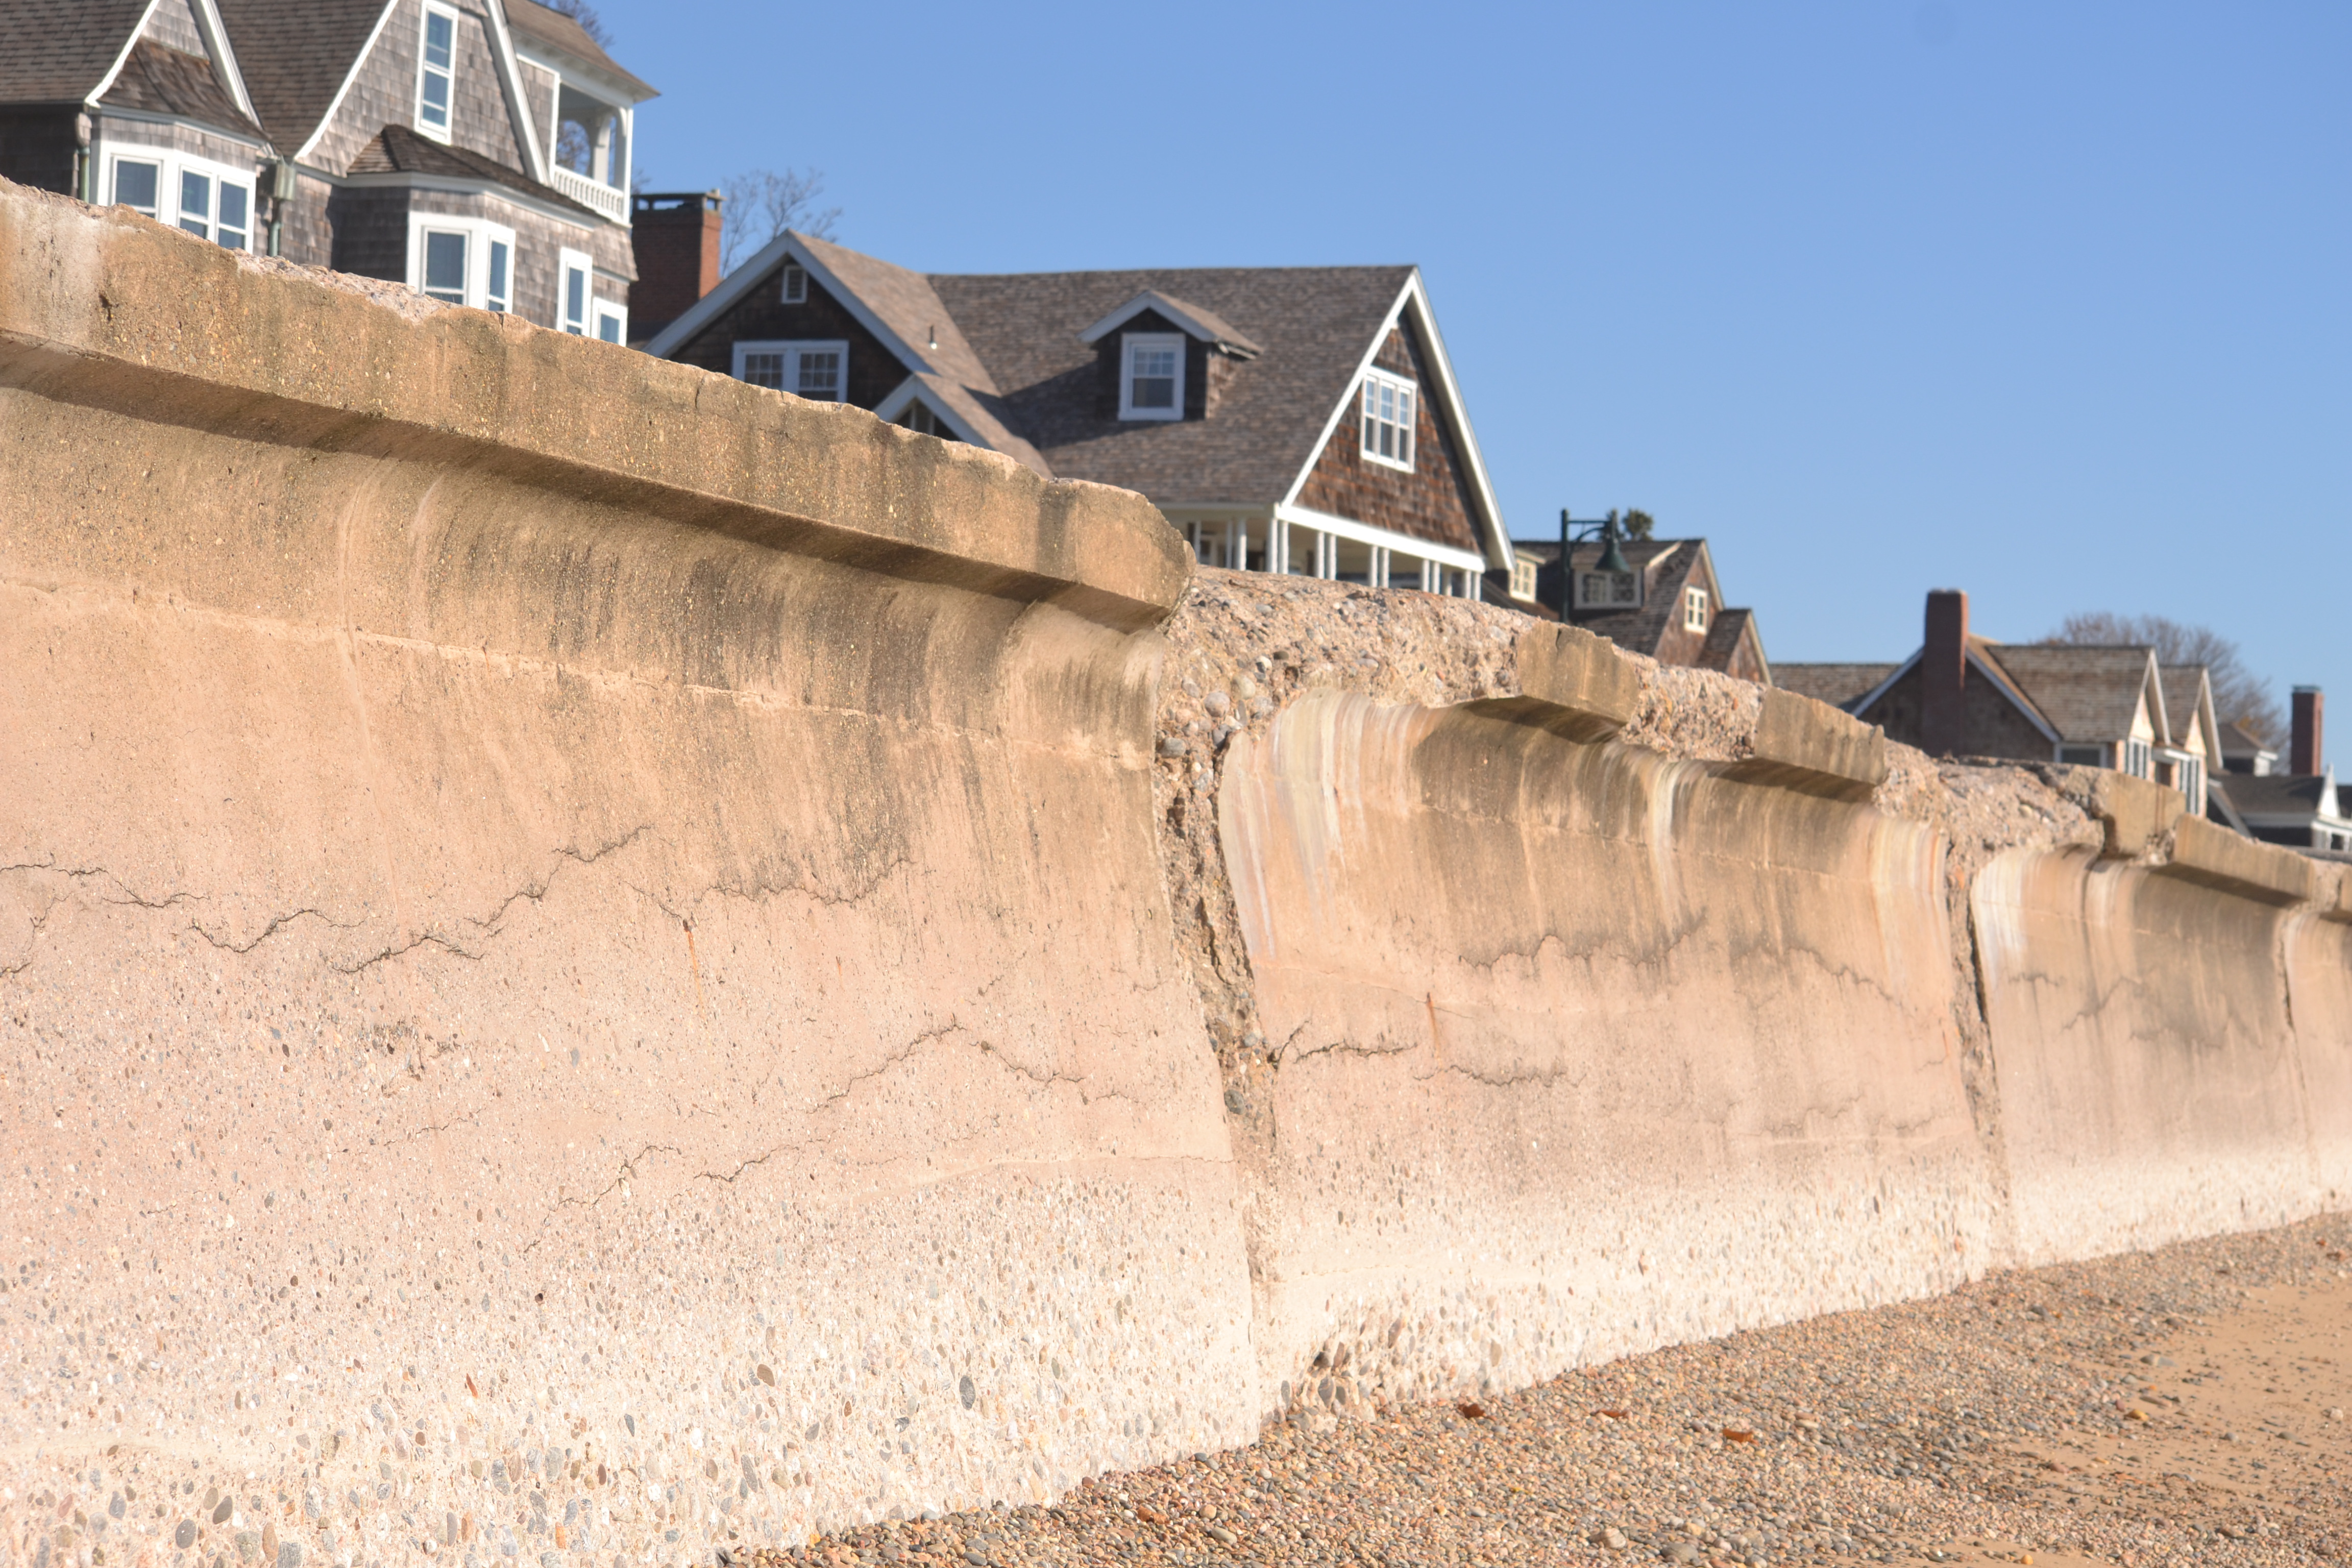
top-left (1683, 586), bottom-right (1709, 632)
top-left (417, 5), bottom-right (457, 141)
top-left (1360, 369), bottom-right (1416, 471)
top-left (1120, 333), bottom-right (1183, 421)
top-left (1510, 558), bottom-right (1537, 601)
top-left (1577, 570), bottom-right (1638, 609)
top-left (781, 264), bottom-right (807, 304)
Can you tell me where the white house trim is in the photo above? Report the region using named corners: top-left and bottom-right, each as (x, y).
top-left (1273, 503), bottom-right (1487, 573)
top-left (1273, 271), bottom-right (1513, 572)
top-left (188, 0), bottom-right (260, 124)
top-left (644, 231), bottom-right (938, 376)
top-left (295, 0), bottom-right (401, 163)
top-left (481, 0), bottom-right (550, 185)
top-left (335, 169), bottom-right (602, 230)
top-left (1077, 290), bottom-right (1262, 356)
top-left (86, 0), bottom-right (166, 107)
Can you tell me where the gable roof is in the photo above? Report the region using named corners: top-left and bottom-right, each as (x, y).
top-left (504, 0), bottom-right (654, 99)
top-left (0, 0), bottom-right (151, 104)
top-left (2226, 769), bottom-right (2342, 824)
top-left (1982, 645), bottom-right (2163, 744)
top-left (212, 0), bottom-right (390, 153)
top-left (1, 0), bottom-right (257, 126)
top-left (100, 36), bottom-right (263, 138)
top-left (1773, 663), bottom-right (1900, 709)
top-left (651, 242), bottom-right (1513, 563)
top-left (2158, 665), bottom-right (2218, 762)
top-left (935, 263), bottom-right (1414, 509)
top-left (2219, 718), bottom-right (2277, 762)
top-left (1078, 289), bottom-right (1263, 357)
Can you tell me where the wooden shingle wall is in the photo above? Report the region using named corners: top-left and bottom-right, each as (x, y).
top-left (1293, 320), bottom-right (1483, 554)
top-left (311, 0), bottom-right (523, 176)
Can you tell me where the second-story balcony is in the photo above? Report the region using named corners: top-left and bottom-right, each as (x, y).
top-left (551, 164), bottom-right (629, 225)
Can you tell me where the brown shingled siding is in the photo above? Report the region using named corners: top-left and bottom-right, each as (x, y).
top-left (1088, 310), bottom-right (1225, 422)
top-left (667, 266), bottom-right (908, 407)
top-left (1860, 665), bottom-right (2052, 760)
top-left (1293, 321), bottom-right (1480, 553)
top-left (0, 109), bottom-right (82, 195)
top-left (311, 0), bottom-right (523, 177)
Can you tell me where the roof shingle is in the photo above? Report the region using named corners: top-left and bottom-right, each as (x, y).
top-left (211, 0), bottom-right (389, 153)
top-left (99, 38), bottom-right (264, 140)
top-left (0, 0), bottom-right (149, 105)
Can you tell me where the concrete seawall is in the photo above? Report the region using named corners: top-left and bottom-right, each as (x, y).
top-left (4, 181), bottom-right (2349, 1566)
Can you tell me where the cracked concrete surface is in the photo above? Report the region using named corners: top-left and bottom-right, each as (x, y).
top-left (5, 181), bottom-right (2351, 1568)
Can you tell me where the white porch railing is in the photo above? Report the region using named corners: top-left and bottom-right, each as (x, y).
top-left (550, 165), bottom-right (629, 225)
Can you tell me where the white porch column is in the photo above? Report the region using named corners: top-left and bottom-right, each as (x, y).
top-left (1372, 546), bottom-right (1388, 588)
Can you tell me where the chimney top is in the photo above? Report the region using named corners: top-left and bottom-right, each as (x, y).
top-left (2290, 686), bottom-right (2323, 777)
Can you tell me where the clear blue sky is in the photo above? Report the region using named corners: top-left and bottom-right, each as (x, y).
top-left (605, 1), bottom-right (2348, 735)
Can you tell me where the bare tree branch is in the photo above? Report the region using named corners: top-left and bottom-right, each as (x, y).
top-left (2041, 611), bottom-right (2283, 744)
top-left (720, 168), bottom-right (842, 274)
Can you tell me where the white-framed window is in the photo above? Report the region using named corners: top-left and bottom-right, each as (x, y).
top-left (416, 3), bottom-right (458, 142)
top-left (1360, 368), bottom-right (1416, 470)
top-left (1683, 586), bottom-right (1709, 632)
top-left (780, 263), bottom-right (808, 304)
top-left (1119, 332), bottom-right (1184, 421)
top-left (2123, 738), bottom-right (2152, 779)
top-left (1576, 570), bottom-right (1639, 609)
top-left (107, 146), bottom-right (256, 250)
top-left (593, 301), bottom-right (628, 344)
top-left (732, 340), bottom-right (849, 401)
top-left (559, 247), bottom-right (592, 333)
top-left (1510, 558), bottom-right (1537, 601)
top-left (406, 215), bottom-right (518, 310)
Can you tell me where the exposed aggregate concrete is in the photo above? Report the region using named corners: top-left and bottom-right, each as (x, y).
top-left (774, 1216), bottom-right (2351, 1568)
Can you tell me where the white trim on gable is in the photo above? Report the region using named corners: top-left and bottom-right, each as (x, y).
top-left (187, 0), bottom-right (261, 125)
top-left (1077, 290), bottom-right (1261, 357)
top-left (644, 230), bottom-right (939, 379)
top-left (87, 0), bottom-right (167, 106)
top-left (481, 0), bottom-right (550, 184)
top-left (873, 378), bottom-right (983, 445)
top-left (295, 0), bottom-right (402, 163)
top-left (1274, 271), bottom-right (1513, 572)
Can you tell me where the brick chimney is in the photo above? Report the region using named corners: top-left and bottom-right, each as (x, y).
top-left (2291, 686), bottom-right (2323, 776)
top-left (629, 191), bottom-right (722, 342)
top-left (1920, 589), bottom-right (1970, 757)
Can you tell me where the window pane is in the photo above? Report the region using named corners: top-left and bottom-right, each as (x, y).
top-left (742, 352), bottom-right (784, 389)
top-left (565, 267), bottom-right (586, 330)
top-left (216, 183), bottom-right (249, 248)
top-left (179, 170), bottom-right (212, 236)
top-left (114, 160), bottom-right (160, 214)
top-left (424, 11), bottom-right (453, 67)
top-left (421, 70), bottom-right (450, 127)
top-left (797, 350), bottom-right (841, 399)
top-left (423, 230), bottom-right (467, 302)
top-left (486, 240), bottom-right (508, 308)
top-left (596, 313), bottom-right (621, 344)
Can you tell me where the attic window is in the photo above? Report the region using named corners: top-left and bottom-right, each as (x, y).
top-left (1683, 586), bottom-right (1709, 632)
top-left (417, 5), bottom-right (457, 142)
top-left (1510, 559), bottom-right (1537, 601)
top-left (781, 264), bottom-right (807, 304)
top-left (733, 340), bottom-right (848, 401)
top-left (1577, 571), bottom-right (1638, 609)
top-left (1120, 334), bottom-right (1183, 421)
top-left (1360, 370), bottom-right (1416, 471)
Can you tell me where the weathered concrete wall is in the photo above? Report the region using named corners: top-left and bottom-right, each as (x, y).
top-left (5, 179), bottom-right (2350, 1568)
top-left (1213, 679), bottom-right (2000, 1409)
top-left (1, 185), bottom-right (1252, 1568)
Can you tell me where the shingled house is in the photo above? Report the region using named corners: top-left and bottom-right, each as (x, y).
top-left (1506, 531), bottom-right (1770, 683)
top-left (0, 0), bottom-right (270, 244)
top-left (643, 232), bottom-right (1516, 598)
top-left (2212, 689), bottom-right (2351, 860)
top-left (1, 0), bottom-right (653, 339)
top-left (1778, 589), bottom-right (2223, 813)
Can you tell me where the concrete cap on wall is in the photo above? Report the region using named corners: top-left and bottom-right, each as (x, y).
top-left (2161, 815), bottom-right (2319, 908)
top-left (1501, 622), bottom-right (1642, 742)
top-left (0, 182), bottom-right (1192, 631)
top-left (2316, 863), bottom-right (2352, 925)
top-left (2081, 771), bottom-right (2189, 862)
top-left (1722, 689), bottom-right (1890, 802)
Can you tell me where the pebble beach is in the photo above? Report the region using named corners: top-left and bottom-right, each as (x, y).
top-left (764, 1216), bottom-right (2351, 1568)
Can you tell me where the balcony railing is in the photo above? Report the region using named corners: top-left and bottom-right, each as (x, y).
top-left (551, 165), bottom-right (629, 226)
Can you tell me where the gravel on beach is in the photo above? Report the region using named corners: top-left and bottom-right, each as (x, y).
top-left (759, 1216), bottom-right (2352, 1568)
